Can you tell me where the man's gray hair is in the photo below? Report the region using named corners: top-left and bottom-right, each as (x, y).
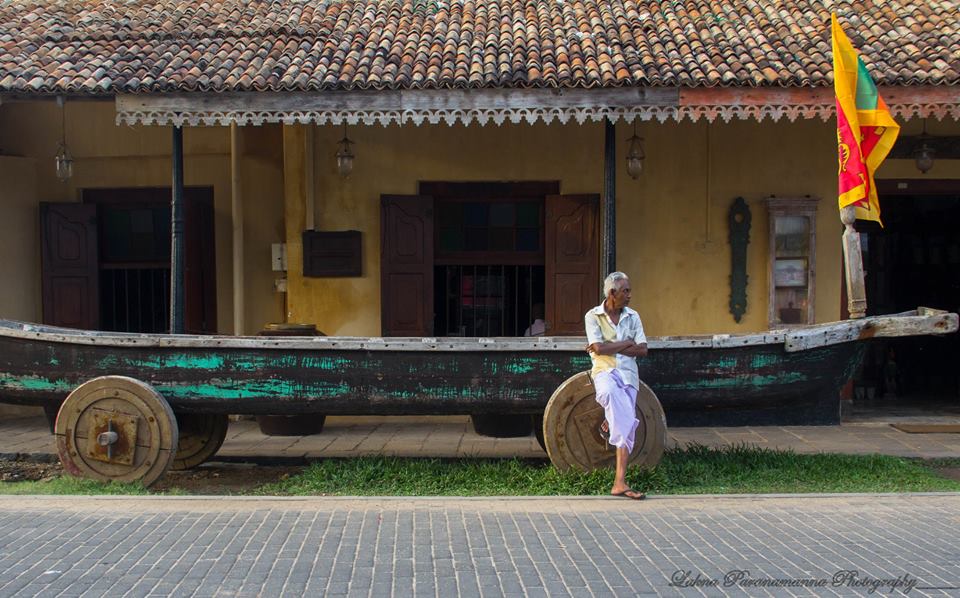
top-left (603, 271), bottom-right (629, 298)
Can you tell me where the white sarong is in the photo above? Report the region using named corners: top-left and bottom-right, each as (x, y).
top-left (593, 369), bottom-right (639, 453)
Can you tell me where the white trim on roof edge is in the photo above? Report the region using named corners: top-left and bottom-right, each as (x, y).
top-left (114, 87), bottom-right (959, 127)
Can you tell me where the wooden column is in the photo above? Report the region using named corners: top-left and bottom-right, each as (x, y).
top-left (282, 124), bottom-right (308, 324)
top-left (230, 123), bottom-right (245, 335)
top-left (841, 206), bottom-right (867, 319)
top-left (603, 118), bottom-right (616, 275)
top-left (170, 125), bottom-right (185, 334)
top-left (304, 126), bottom-right (316, 231)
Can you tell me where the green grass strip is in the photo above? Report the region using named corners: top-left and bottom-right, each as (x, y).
top-left (3, 446), bottom-right (958, 496)
top-left (258, 445), bottom-right (960, 496)
top-left (0, 476), bottom-right (153, 496)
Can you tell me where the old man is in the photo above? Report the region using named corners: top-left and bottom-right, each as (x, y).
top-left (584, 271), bottom-right (648, 500)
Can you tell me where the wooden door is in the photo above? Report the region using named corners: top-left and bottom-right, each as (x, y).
top-left (380, 195), bottom-right (434, 336)
top-left (40, 202), bottom-right (100, 330)
top-left (184, 190), bottom-right (217, 333)
top-left (545, 194), bottom-right (600, 335)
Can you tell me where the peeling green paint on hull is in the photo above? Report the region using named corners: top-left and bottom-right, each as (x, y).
top-left (0, 335), bottom-right (866, 425)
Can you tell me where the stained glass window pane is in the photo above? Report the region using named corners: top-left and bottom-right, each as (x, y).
top-left (517, 202), bottom-right (540, 227)
top-left (489, 203), bottom-right (515, 227)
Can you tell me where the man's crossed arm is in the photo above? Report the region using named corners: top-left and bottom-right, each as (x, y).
top-left (586, 340), bottom-right (648, 358)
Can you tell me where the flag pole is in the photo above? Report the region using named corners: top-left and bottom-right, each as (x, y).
top-left (841, 206), bottom-right (867, 318)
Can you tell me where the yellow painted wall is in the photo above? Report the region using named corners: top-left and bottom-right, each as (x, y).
top-left (288, 116), bottom-right (960, 337)
top-left (0, 100), bottom-right (956, 338)
top-left (0, 101), bottom-right (285, 333)
top-left (238, 124), bottom-right (287, 333)
top-left (289, 121), bottom-right (605, 336)
top-left (0, 156), bottom-right (39, 322)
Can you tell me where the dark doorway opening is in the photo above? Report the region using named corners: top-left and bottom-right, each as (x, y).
top-left (41, 188), bottom-right (217, 334)
top-left (98, 201), bottom-right (172, 333)
top-left (380, 183), bottom-right (598, 337)
top-left (434, 264), bottom-right (545, 337)
top-left (85, 188), bottom-right (217, 334)
top-left (852, 180), bottom-right (960, 419)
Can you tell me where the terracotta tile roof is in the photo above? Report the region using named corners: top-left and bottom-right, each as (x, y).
top-left (0, 0), bottom-right (956, 95)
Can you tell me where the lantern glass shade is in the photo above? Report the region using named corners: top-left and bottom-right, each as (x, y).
top-left (913, 143), bottom-right (935, 174)
top-left (55, 143), bottom-right (73, 181)
top-left (625, 134), bottom-right (644, 179)
top-left (336, 136), bottom-right (354, 177)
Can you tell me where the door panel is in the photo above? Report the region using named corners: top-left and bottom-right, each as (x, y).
top-left (184, 190), bottom-right (217, 333)
top-left (40, 203), bottom-right (99, 330)
top-left (381, 195), bottom-right (434, 336)
top-left (545, 195), bottom-right (599, 336)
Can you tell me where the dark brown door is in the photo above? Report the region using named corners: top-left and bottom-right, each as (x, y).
top-left (40, 203), bottom-right (100, 330)
top-left (381, 195), bottom-right (434, 336)
top-left (184, 192), bottom-right (217, 333)
top-left (545, 194), bottom-right (600, 335)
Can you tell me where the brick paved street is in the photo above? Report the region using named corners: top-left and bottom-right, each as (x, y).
top-left (0, 494), bottom-right (957, 597)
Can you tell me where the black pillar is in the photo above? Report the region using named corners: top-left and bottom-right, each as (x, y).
top-left (170, 125), bottom-right (185, 334)
top-left (603, 118), bottom-right (616, 275)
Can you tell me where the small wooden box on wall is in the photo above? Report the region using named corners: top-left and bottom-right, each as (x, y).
top-left (302, 230), bottom-right (362, 277)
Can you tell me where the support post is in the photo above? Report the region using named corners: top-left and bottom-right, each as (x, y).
top-left (282, 124), bottom-right (308, 324)
top-left (304, 126), bottom-right (315, 231)
top-left (841, 206), bottom-right (867, 319)
top-left (230, 123), bottom-right (245, 335)
top-left (603, 118), bottom-right (616, 275)
top-left (170, 125), bottom-right (185, 334)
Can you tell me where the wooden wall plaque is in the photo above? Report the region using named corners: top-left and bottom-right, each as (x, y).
top-left (302, 230), bottom-right (362, 277)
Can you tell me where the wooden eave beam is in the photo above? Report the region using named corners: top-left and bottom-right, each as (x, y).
top-left (117, 88), bottom-right (680, 114)
top-left (115, 85), bottom-right (959, 127)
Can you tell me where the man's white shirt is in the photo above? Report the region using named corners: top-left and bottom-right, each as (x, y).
top-left (584, 304), bottom-right (647, 390)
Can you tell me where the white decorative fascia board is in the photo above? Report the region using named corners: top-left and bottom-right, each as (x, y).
top-left (115, 86), bottom-right (960, 127)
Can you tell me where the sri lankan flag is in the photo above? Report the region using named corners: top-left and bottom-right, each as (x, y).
top-left (832, 13), bottom-right (900, 224)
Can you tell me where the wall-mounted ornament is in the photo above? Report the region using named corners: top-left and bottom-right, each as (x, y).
top-left (728, 197), bottom-right (751, 323)
top-left (302, 230), bottom-right (362, 277)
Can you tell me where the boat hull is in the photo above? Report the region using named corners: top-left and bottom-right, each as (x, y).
top-left (0, 334), bottom-right (865, 426)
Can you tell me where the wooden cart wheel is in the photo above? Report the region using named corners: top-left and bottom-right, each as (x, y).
top-left (532, 414), bottom-right (546, 453)
top-left (542, 371), bottom-right (666, 472)
top-left (54, 376), bottom-right (178, 487)
top-left (171, 413), bottom-right (229, 471)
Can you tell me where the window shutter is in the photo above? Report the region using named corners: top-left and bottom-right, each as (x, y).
top-left (545, 194), bottom-right (600, 336)
top-left (40, 202), bottom-right (100, 330)
top-left (380, 195), bottom-right (434, 336)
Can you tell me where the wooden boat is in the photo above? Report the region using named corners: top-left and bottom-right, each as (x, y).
top-left (0, 308), bottom-right (955, 485)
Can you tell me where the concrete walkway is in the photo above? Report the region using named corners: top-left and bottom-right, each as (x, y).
top-left (0, 494), bottom-right (957, 597)
top-left (2, 414), bottom-right (960, 460)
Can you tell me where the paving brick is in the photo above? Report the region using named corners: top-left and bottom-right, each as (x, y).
top-left (0, 495), bottom-right (959, 597)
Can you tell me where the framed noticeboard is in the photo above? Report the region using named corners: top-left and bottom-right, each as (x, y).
top-left (302, 230), bottom-right (362, 277)
top-left (765, 197), bottom-right (819, 327)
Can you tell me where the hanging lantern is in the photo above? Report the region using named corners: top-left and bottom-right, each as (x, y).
top-left (625, 130), bottom-right (644, 179)
top-left (627, 120), bottom-right (644, 179)
top-left (55, 142), bottom-right (73, 182)
top-left (913, 118), bottom-right (936, 174)
top-left (55, 97), bottom-right (73, 182)
top-left (335, 127), bottom-right (355, 177)
top-left (914, 141), bottom-right (935, 174)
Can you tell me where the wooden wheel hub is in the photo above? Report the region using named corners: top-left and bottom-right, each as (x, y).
top-left (55, 376), bottom-right (178, 487)
top-left (543, 371), bottom-right (667, 472)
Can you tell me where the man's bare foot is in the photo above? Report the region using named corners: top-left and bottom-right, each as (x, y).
top-left (611, 487), bottom-right (645, 500)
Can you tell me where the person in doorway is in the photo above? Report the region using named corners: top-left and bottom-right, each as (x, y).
top-left (524, 303), bottom-right (546, 336)
top-left (584, 271), bottom-right (648, 500)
